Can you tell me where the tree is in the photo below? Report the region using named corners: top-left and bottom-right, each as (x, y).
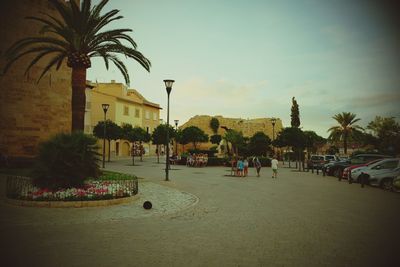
top-left (181, 126), bottom-right (208, 150)
top-left (326, 145), bottom-right (339, 155)
top-left (291, 97), bottom-right (300, 128)
top-left (277, 127), bottom-right (306, 170)
top-left (328, 112), bottom-right (363, 155)
top-left (224, 129), bottom-right (245, 156)
top-left (210, 134), bottom-right (222, 145)
top-left (92, 120), bottom-right (122, 162)
top-left (121, 124), bottom-right (144, 166)
top-left (248, 132), bottom-right (271, 156)
top-left (303, 130), bottom-right (326, 156)
top-left (175, 129), bottom-right (189, 153)
top-left (135, 127), bottom-right (151, 162)
top-left (366, 116), bottom-right (400, 155)
top-left (151, 124), bottom-right (175, 163)
top-left (3, 0), bottom-right (151, 132)
top-left (209, 117), bottom-right (220, 134)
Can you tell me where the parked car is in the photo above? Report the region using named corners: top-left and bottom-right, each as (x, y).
top-left (342, 159), bottom-right (383, 181)
top-left (308, 155), bottom-right (339, 170)
top-left (323, 154), bottom-right (391, 178)
top-left (307, 155), bottom-right (324, 169)
top-left (393, 175), bottom-right (400, 192)
top-left (322, 155), bottom-right (339, 163)
top-left (351, 158), bottom-right (400, 183)
top-left (368, 167), bottom-right (400, 190)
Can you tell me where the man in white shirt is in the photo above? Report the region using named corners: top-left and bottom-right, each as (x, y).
top-left (271, 156), bottom-right (279, 178)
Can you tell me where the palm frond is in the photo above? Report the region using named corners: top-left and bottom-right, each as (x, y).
top-left (37, 53), bottom-right (66, 82)
top-left (90, 9), bottom-right (121, 36)
top-left (6, 37), bottom-right (68, 57)
top-left (3, 46), bottom-right (65, 74)
top-left (90, 51), bottom-right (110, 70)
top-left (88, 29), bottom-right (133, 49)
top-left (24, 48), bottom-right (66, 75)
top-left (350, 118), bottom-right (361, 125)
top-left (108, 55), bottom-right (130, 85)
top-left (90, 0), bottom-right (109, 18)
top-left (91, 43), bottom-right (151, 72)
top-left (49, 0), bottom-right (74, 28)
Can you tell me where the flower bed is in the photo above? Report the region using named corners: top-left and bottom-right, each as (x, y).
top-left (5, 173), bottom-right (138, 201)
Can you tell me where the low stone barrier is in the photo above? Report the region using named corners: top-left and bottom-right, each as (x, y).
top-left (4, 194), bottom-right (140, 208)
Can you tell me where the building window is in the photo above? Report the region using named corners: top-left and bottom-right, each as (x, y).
top-left (135, 109), bottom-right (140, 118)
top-left (145, 110), bottom-right (150, 120)
top-left (153, 112), bottom-right (157, 121)
top-left (124, 106), bottom-right (129, 116)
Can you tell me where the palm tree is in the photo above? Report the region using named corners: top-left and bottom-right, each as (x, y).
top-left (3, 0), bottom-right (150, 132)
top-left (328, 112), bottom-right (363, 154)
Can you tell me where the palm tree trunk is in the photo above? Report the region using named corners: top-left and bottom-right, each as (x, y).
top-left (344, 132), bottom-right (348, 155)
top-left (71, 66), bottom-right (87, 132)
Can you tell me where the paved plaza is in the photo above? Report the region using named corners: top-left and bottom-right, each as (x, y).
top-left (1, 158), bottom-right (399, 266)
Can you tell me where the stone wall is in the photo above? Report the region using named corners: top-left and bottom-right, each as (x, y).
top-left (179, 115), bottom-right (283, 151)
top-left (0, 0), bottom-right (72, 158)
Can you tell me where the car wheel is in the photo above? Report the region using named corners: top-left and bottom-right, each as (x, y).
top-left (381, 178), bottom-right (393, 191)
top-left (334, 169), bottom-right (342, 178)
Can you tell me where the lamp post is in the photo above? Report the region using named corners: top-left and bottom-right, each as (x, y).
top-left (101, 104), bottom-right (110, 168)
top-left (271, 117), bottom-right (276, 156)
top-left (164, 79), bottom-right (174, 181)
top-left (174, 119), bottom-right (179, 156)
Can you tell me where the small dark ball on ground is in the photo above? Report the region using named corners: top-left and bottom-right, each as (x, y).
top-left (143, 201), bottom-right (152, 210)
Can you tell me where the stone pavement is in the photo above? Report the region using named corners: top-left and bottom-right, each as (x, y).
top-left (0, 182), bottom-right (198, 226)
top-left (1, 157), bottom-right (400, 267)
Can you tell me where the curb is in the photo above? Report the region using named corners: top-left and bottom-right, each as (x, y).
top-left (4, 194), bottom-right (140, 208)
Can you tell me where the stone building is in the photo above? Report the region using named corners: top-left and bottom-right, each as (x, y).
top-left (0, 0), bottom-right (72, 159)
top-left (85, 81), bottom-right (161, 157)
top-left (179, 115), bottom-right (283, 152)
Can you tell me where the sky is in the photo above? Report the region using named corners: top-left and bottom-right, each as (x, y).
top-left (87, 0), bottom-right (400, 137)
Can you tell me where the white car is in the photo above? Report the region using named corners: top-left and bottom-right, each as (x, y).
top-left (368, 167), bottom-right (400, 190)
top-left (351, 158), bottom-right (400, 183)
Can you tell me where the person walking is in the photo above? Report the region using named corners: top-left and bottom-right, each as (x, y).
top-left (271, 156), bottom-right (279, 178)
top-left (243, 158), bottom-right (249, 177)
top-left (237, 158), bottom-right (244, 177)
top-left (253, 157), bottom-right (261, 177)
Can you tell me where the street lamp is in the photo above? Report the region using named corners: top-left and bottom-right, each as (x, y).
top-left (271, 117), bottom-right (277, 156)
top-left (174, 119), bottom-right (179, 156)
top-left (164, 79), bottom-right (175, 181)
top-left (101, 104), bottom-right (110, 168)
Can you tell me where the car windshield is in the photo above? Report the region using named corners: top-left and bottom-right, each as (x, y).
top-left (366, 159), bottom-right (383, 166)
top-left (311, 156), bottom-right (323, 160)
top-left (325, 156), bottom-right (335, 160)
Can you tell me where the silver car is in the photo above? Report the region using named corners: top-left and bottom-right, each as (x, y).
top-left (393, 175), bottom-right (400, 192)
top-left (368, 167), bottom-right (400, 190)
top-left (351, 158), bottom-right (400, 182)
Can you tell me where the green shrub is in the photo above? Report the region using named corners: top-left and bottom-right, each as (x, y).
top-left (32, 132), bottom-right (100, 189)
top-left (95, 171), bottom-right (137, 181)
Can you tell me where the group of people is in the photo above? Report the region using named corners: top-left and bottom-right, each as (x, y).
top-left (232, 156), bottom-right (279, 178)
top-left (186, 153), bottom-right (208, 167)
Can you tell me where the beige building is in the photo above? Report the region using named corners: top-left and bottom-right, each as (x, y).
top-left (85, 81), bottom-right (161, 157)
top-left (0, 0), bottom-right (72, 159)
